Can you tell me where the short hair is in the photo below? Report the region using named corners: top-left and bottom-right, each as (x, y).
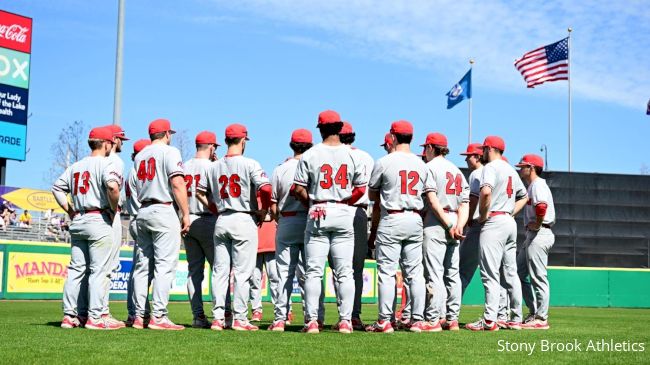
top-left (290, 142), bottom-right (313, 154)
top-left (534, 166), bottom-right (543, 175)
top-left (394, 133), bottom-right (412, 144)
top-left (88, 139), bottom-right (106, 150)
top-left (195, 143), bottom-right (213, 151)
top-left (432, 145), bottom-right (449, 157)
top-left (317, 122), bottom-right (343, 139)
top-left (339, 133), bottom-right (356, 145)
top-left (150, 132), bottom-right (166, 141)
top-left (225, 137), bottom-right (243, 146)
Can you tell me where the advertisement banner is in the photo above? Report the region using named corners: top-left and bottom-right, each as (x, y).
top-left (0, 48), bottom-right (30, 89)
top-left (110, 258), bottom-right (132, 293)
top-left (0, 121), bottom-right (26, 161)
top-left (0, 186), bottom-right (64, 212)
top-left (170, 260), bottom-right (210, 297)
top-left (6, 252), bottom-right (68, 293)
top-left (0, 10), bottom-right (32, 54)
top-left (0, 251), bottom-right (4, 295)
top-left (0, 83), bottom-right (28, 123)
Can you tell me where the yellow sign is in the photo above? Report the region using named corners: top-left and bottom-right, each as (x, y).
top-left (7, 252), bottom-right (69, 293)
top-left (1, 188), bottom-right (65, 213)
top-left (170, 260), bottom-right (210, 296)
top-left (0, 251), bottom-right (4, 294)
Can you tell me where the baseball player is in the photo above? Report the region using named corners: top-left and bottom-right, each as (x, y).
top-left (132, 118), bottom-right (190, 331)
top-left (515, 154), bottom-right (555, 330)
top-left (183, 131), bottom-right (222, 328)
top-left (103, 125), bottom-right (127, 322)
top-left (466, 136), bottom-right (528, 331)
top-left (338, 121), bottom-right (374, 330)
top-left (124, 139), bottom-right (151, 326)
top-left (458, 143), bottom-right (484, 294)
top-left (293, 110), bottom-right (367, 334)
top-left (366, 120), bottom-right (437, 333)
top-left (421, 133), bottom-right (469, 331)
top-left (268, 129), bottom-right (314, 332)
top-left (196, 123), bottom-right (272, 331)
top-left (249, 203), bottom-right (278, 322)
top-left (53, 126), bottom-right (122, 330)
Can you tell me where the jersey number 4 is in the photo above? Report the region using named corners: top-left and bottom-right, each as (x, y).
top-left (219, 174), bottom-right (241, 198)
top-left (72, 171), bottom-right (90, 195)
top-left (137, 158), bottom-right (156, 181)
top-left (399, 170), bottom-right (419, 195)
top-left (320, 164), bottom-right (348, 189)
top-left (184, 174), bottom-right (201, 197)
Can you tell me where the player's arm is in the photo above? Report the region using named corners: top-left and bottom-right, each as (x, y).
top-left (512, 175), bottom-right (529, 217)
top-left (106, 181), bottom-right (121, 214)
top-left (171, 175), bottom-right (190, 234)
top-left (455, 201), bottom-right (469, 240)
top-left (513, 195), bottom-right (529, 216)
top-left (293, 184), bottom-right (309, 206)
top-left (368, 190), bottom-right (380, 249)
top-left (52, 189), bottom-right (74, 220)
top-left (424, 191), bottom-right (452, 229)
top-left (478, 186), bottom-right (491, 223)
top-left (468, 195), bottom-right (479, 225)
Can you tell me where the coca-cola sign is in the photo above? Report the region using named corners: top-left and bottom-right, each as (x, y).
top-left (0, 10), bottom-right (32, 54)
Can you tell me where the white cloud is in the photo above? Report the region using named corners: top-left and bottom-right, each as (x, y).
top-left (204, 0), bottom-right (650, 109)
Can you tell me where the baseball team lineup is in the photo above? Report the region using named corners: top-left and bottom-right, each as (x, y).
top-left (51, 109), bottom-right (556, 333)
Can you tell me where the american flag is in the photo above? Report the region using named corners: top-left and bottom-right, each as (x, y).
top-left (515, 37), bottom-right (569, 88)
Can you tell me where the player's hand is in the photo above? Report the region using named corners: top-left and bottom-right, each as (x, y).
top-left (255, 210), bottom-right (268, 226)
top-left (368, 230), bottom-right (377, 249)
top-left (180, 215), bottom-right (190, 236)
top-left (526, 222), bottom-right (540, 231)
top-left (452, 226), bottom-right (466, 240)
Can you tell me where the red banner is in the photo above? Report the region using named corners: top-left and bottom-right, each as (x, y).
top-left (0, 10), bottom-right (32, 54)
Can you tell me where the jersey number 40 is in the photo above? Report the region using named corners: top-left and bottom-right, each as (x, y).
top-left (137, 158), bottom-right (156, 181)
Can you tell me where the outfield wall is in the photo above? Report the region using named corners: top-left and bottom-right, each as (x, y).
top-left (1, 240), bottom-right (649, 308)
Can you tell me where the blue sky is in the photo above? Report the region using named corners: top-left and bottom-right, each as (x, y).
top-left (4, 0), bottom-right (650, 190)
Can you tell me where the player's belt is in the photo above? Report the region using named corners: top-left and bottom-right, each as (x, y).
top-left (489, 211), bottom-right (510, 217)
top-left (541, 223), bottom-right (552, 229)
top-left (387, 209), bottom-right (419, 215)
top-left (77, 209), bottom-right (103, 215)
top-left (141, 200), bottom-right (172, 207)
top-left (313, 200), bottom-right (347, 205)
top-left (281, 211), bottom-right (297, 217)
top-left (443, 208), bottom-right (457, 213)
top-left (354, 204), bottom-right (369, 209)
top-left (191, 212), bottom-right (213, 216)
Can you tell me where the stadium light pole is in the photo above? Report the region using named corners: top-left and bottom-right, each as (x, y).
top-left (540, 144), bottom-right (548, 171)
top-left (112, 0), bottom-right (125, 126)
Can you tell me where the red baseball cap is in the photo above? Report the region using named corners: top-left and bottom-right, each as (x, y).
top-left (196, 131), bottom-right (219, 145)
top-left (291, 129), bottom-right (313, 143)
top-left (460, 142), bottom-right (483, 156)
top-left (148, 119), bottom-right (176, 135)
top-left (88, 127), bottom-right (114, 142)
top-left (317, 110), bottom-right (341, 126)
top-left (341, 121), bottom-right (354, 134)
top-left (380, 132), bottom-right (393, 147)
top-left (390, 120), bottom-right (413, 135)
top-left (104, 124), bottom-right (130, 140)
top-left (225, 124), bottom-right (250, 140)
top-left (421, 132), bottom-right (448, 147)
top-left (480, 135), bottom-right (505, 151)
top-left (516, 154), bottom-right (544, 168)
top-left (133, 139), bottom-right (151, 154)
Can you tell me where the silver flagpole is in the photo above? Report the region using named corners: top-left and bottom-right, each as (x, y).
top-left (468, 58), bottom-right (474, 145)
top-left (567, 27), bottom-right (573, 172)
top-left (113, 0), bottom-right (125, 125)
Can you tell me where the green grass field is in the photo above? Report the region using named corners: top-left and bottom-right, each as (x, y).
top-left (0, 301), bottom-right (648, 364)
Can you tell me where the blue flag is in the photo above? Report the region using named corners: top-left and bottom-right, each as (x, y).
top-left (446, 69), bottom-right (472, 109)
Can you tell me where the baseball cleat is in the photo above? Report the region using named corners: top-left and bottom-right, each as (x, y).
top-left (232, 319), bottom-right (259, 331)
top-left (251, 310), bottom-right (263, 322)
top-left (148, 316), bottom-right (185, 331)
top-left (524, 313), bottom-right (536, 324)
top-left (225, 311), bottom-right (233, 329)
top-left (268, 320), bottom-right (285, 332)
top-left (506, 321), bottom-right (522, 330)
top-left (77, 315), bottom-right (88, 328)
top-left (192, 314), bottom-right (211, 329)
top-left (60, 315), bottom-right (80, 329)
top-left (465, 318), bottom-right (499, 332)
top-left (210, 319), bottom-right (225, 331)
top-left (104, 314), bottom-right (126, 328)
top-left (521, 319), bottom-right (550, 330)
top-left (365, 320), bottom-right (394, 333)
top-left (132, 316), bottom-right (146, 329)
top-left (337, 320), bottom-right (353, 334)
top-left (411, 320), bottom-right (441, 333)
top-left (496, 320), bottom-right (508, 329)
top-left (85, 315), bottom-right (123, 330)
top-left (351, 317), bottom-right (366, 331)
top-left (302, 320), bottom-right (320, 334)
top-left (438, 318), bottom-right (447, 328)
top-left (397, 318), bottom-right (412, 330)
top-left (442, 320), bottom-right (460, 331)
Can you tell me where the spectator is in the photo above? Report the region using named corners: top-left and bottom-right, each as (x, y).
top-left (9, 211), bottom-right (17, 226)
top-left (0, 213), bottom-right (5, 232)
top-left (43, 208), bottom-right (53, 222)
top-left (1, 206), bottom-right (9, 227)
top-left (19, 210), bottom-right (32, 227)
